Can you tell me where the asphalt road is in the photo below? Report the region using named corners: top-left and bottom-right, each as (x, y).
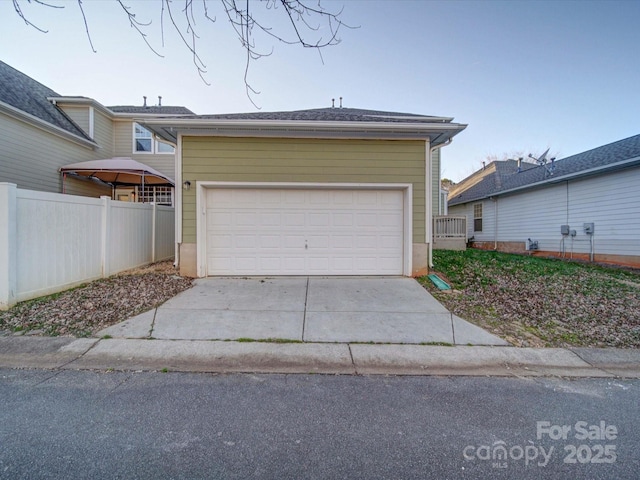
top-left (0, 369), bottom-right (638, 479)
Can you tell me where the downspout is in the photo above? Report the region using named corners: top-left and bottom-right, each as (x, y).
top-left (174, 133), bottom-right (183, 269)
top-left (428, 137), bottom-right (453, 268)
top-left (493, 197), bottom-right (498, 250)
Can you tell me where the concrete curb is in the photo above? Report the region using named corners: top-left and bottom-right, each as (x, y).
top-left (1, 337), bottom-right (639, 377)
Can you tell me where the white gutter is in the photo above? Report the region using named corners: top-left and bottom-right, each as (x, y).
top-left (142, 117), bottom-right (467, 133)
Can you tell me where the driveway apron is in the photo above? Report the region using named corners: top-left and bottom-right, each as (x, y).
top-left (100, 277), bottom-right (508, 346)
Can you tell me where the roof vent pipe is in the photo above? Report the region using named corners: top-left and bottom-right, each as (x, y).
top-left (339, 96), bottom-right (343, 108)
top-left (158, 96), bottom-right (162, 106)
top-left (143, 96), bottom-right (147, 107)
top-left (517, 157), bottom-right (522, 173)
top-left (482, 161), bottom-right (486, 170)
top-left (331, 98), bottom-right (335, 108)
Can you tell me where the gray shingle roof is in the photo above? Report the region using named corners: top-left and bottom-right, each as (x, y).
top-left (0, 61), bottom-right (93, 141)
top-left (449, 134), bottom-right (640, 206)
top-left (108, 105), bottom-right (194, 115)
top-left (188, 107), bottom-right (452, 123)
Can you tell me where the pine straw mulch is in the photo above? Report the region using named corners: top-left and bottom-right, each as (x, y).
top-left (0, 261), bottom-right (193, 338)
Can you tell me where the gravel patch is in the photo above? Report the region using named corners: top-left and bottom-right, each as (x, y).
top-left (0, 261), bottom-right (193, 338)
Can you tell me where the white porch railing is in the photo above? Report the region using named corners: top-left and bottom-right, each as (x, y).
top-left (433, 216), bottom-right (467, 239)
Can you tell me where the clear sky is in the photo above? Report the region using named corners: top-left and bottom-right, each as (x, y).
top-left (2, 0), bottom-right (639, 182)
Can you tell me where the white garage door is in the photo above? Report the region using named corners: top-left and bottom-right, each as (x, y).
top-left (205, 188), bottom-right (405, 275)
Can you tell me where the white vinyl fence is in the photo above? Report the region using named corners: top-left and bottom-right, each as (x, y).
top-left (0, 183), bottom-right (174, 309)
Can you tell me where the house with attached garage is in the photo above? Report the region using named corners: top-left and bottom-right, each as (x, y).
top-left (0, 60), bottom-right (193, 203)
top-left (447, 134), bottom-right (640, 268)
top-left (142, 108), bottom-right (467, 277)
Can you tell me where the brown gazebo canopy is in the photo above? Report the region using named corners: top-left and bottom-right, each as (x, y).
top-left (60, 157), bottom-right (174, 189)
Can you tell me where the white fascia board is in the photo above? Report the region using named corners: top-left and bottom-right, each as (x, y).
top-left (143, 120), bottom-right (466, 144)
top-left (0, 101), bottom-right (98, 149)
top-left (48, 96), bottom-right (114, 118)
top-left (143, 117), bottom-right (466, 132)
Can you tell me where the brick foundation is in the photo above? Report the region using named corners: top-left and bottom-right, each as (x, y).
top-left (471, 241), bottom-right (640, 269)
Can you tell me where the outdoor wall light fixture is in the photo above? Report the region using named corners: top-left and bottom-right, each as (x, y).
top-left (183, 181), bottom-right (191, 190)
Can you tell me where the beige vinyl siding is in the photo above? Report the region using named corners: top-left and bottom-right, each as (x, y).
top-left (181, 136), bottom-right (427, 244)
top-left (113, 120), bottom-right (175, 180)
top-left (58, 105), bottom-right (90, 136)
top-left (93, 110), bottom-right (114, 157)
top-left (0, 112), bottom-right (109, 197)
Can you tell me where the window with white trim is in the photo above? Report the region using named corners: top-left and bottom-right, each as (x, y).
top-left (134, 123), bottom-right (174, 154)
top-left (473, 203), bottom-right (483, 232)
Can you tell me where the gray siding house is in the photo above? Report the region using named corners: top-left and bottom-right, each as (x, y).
top-left (0, 61), bottom-right (192, 204)
top-left (448, 134), bottom-right (640, 268)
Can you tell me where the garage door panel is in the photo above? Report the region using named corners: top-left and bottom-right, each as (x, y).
top-left (308, 191), bottom-right (330, 205)
top-left (379, 213), bottom-right (403, 227)
top-left (309, 213), bottom-right (330, 226)
top-left (357, 191), bottom-right (378, 205)
top-left (260, 235), bottom-right (281, 248)
top-left (284, 213), bottom-right (305, 226)
top-left (333, 213), bottom-right (354, 227)
top-left (381, 234), bottom-right (403, 249)
top-left (209, 233), bottom-right (232, 248)
top-left (206, 188), bottom-right (404, 276)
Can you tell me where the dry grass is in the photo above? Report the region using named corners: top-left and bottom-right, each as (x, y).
top-left (0, 261), bottom-right (193, 338)
top-left (420, 250), bottom-right (640, 348)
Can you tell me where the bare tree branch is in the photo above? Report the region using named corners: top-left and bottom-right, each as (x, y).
top-left (76, 0), bottom-right (97, 53)
top-left (116, 0), bottom-right (164, 58)
top-left (12, 0), bottom-right (356, 105)
top-left (162, 0), bottom-right (210, 84)
top-left (12, 0), bottom-right (63, 33)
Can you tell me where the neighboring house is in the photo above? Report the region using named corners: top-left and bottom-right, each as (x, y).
top-left (0, 60), bottom-right (193, 204)
top-left (448, 134), bottom-right (640, 267)
top-left (143, 108), bottom-right (467, 277)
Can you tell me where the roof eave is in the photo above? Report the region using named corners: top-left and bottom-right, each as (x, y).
top-left (47, 96), bottom-right (115, 118)
top-left (111, 112), bottom-right (195, 119)
top-left (0, 100), bottom-right (98, 149)
top-left (142, 118), bottom-right (467, 144)
top-left (450, 156), bottom-right (640, 205)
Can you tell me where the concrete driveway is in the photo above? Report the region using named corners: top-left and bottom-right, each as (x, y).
top-left (100, 277), bottom-right (508, 346)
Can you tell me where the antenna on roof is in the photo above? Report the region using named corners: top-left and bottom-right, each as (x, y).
top-left (529, 148), bottom-right (556, 178)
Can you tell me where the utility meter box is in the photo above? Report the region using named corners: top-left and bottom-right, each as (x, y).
top-left (584, 223), bottom-right (595, 235)
top-left (561, 225), bottom-right (570, 235)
